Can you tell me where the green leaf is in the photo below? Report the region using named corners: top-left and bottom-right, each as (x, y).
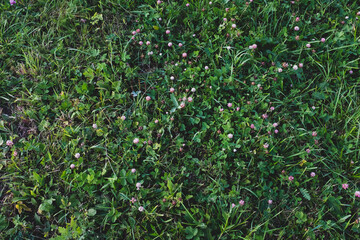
top-left (33, 171), bottom-right (43, 185)
top-left (167, 179), bottom-right (174, 194)
top-left (83, 68), bottom-right (94, 80)
top-left (338, 214), bottom-right (351, 223)
top-left (38, 120), bottom-right (50, 132)
top-left (128, 217), bottom-right (136, 227)
top-left (326, 196), bottom-right (342, 216)
top-left (300, 188), bottom-right (311, 200)
top-left (90, 13), bottom-right (103, 25)
top-left (88, 209), bottom-right (97, 216)
top-left (58, 226), bottom-right (68, 236)
top-left (170, 93), bottom-right (179, 112)
top-left (312, 92), bottom-right (326, 100)
top-left (190, 117), bottom-right (200, 125)
top-left (0, 214), bottom-right (8, 231)
top-left (185, 227), bottom-right (198, 239)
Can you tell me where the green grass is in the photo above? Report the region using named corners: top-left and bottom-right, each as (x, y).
top-left (1, 0), bottom-right (360, 239)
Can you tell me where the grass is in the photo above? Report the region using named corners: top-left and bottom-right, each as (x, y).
top-left (1, 0), bottom-right (360, 239)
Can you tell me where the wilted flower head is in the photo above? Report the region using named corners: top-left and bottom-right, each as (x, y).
top-left (282, 62), bottom-right (289, 68)
top-left (6, 140), bottom-right (13, 147)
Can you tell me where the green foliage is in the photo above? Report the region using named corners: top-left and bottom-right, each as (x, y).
top-left (1, 0), bottom-right (360, 239)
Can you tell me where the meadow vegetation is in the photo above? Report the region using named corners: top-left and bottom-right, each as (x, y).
top-left (1, 0), bottom-right (360, 239)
